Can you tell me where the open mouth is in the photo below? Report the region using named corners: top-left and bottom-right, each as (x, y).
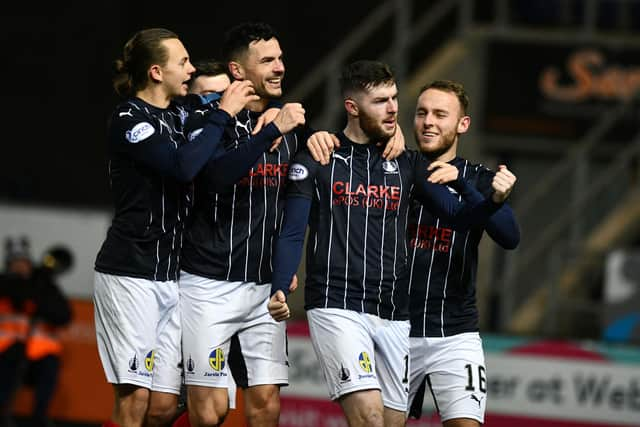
top-left (266, 77), bottom-right (282, 87)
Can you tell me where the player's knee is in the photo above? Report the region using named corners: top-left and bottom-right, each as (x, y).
top-left (145, 402), bottom-right (177, 427)
top-left (189, 404), bottom-right (228, 427)
top-left (357, 407), bottom-right (384, 427)
top-left (114, 386), bottom-right (149, 424)
top-left (244, 385), bottom-right (280, 420)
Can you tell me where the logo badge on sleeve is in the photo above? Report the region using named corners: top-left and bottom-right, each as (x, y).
top-left (288, 163), bottom-right (309, 181)
top-left (126, 122), bottom-right (155, 143)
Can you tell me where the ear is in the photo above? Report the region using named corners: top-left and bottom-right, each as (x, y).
top-left (149, 64), bottom-right (163, 83)
top-left (228, 61), bottom-right (244, 80)
top-left (457, 115), bottom-right (470, 134)
top-left (344, 98), bottom-right (359, 117)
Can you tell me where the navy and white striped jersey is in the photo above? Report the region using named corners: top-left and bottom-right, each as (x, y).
top-left (95, 96), bottom-right (230, 282)
top-left (408, 157), bottom-right (520, 337)
top-left (180, 108), bottom-right (305, 283)
top-left (282, 133), bottom-right (475, 321)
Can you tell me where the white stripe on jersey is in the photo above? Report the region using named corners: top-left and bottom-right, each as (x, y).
top-left (244, 164), bottom-right (254, 281)
top-left (324, 160), bottom-right (337, 307)
top-left (361, 150), bottom-right (371, 313)
top-left (390, 160), bottom-right (403, 318)
top-left (154, 240), bottom-right (160, 281)
top-left (227, 117), bottom-right (244, 280)
top-left (268, 147), bottom-right (283, 274)
top-left (422, 218), bottom-right (440, 336)
top-left (458, 161), bottom-right (471, 283)
top-left (439, 161), bottom-right (468, 336)
top-left (343, 146), bottom-right (354, 309)
top-left (440, 231), bottom-right (456, 337)
top-left (407, 206), bottom-right (424, 295)
top-left (376, 169), bottom-right (389, 317)
top-left (167, 227), bottom-right (176, 281)
top-left (313, 186), bottom-right (321, 256)
top-left (161, 182), bottom-right (166, 233)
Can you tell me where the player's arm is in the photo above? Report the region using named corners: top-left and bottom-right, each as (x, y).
top-left (269, 154), bottom-right (317, 321)
top-left (271, 196), bottom-right (311, 298)
top-left (113, 107), bottom-right (232, 182)
top-left (414, 158), bottom-right (503, 230)
top-left (204, 104), bottom-right (306, 192)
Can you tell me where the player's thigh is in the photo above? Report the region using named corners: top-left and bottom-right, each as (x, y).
top-left (152, 281), bottom-right (182, 394)
top-left (234, 284), bottom-right (287, 388)
top-left (180, 273), bottom-right (240, 389)
top-left (307, 308), bottom-right (380, 401)
top-left (371, 318), bottom-right (410, 412)
top-left (407, 336), bottom-right (431, 417)
top-left (339, 389), bottom-right (384, 426)
top-left (428, 333), bottom-right (486, 424)
top-left (94, 272), bottom-right (164, 388)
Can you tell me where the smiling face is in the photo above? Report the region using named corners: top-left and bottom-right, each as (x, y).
top-left (352, 82), bottom-right (398, 142)
top-left (157, 38), bottom-right (196, 98)
top-left (413, 87), bottom-right (470, 161)
top-left (233, 38), bottom-right (285, 99)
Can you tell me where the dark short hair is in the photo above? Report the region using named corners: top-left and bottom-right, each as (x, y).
top-left (339, 60), bottom-right (395, 98)
top-left (419, 80), bottom-right (470, 115)
top-left (191, 59), bottom-right (230, 80)
top-left (113, 28), bottom-right (180, 98)
top-left (222, 22), bottom-right (278, 63)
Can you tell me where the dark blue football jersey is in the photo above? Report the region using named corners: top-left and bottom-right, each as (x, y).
top-left (408, 157), bottom-right (519, 337)
top-left (95, 96), bottom-right (230, 281)
top-left (180, 108), bottom-right (308, 284)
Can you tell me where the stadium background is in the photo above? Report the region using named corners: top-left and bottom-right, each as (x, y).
top-left (1, 1), bottom-right (639, 426)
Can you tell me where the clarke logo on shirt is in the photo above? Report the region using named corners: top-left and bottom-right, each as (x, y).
top-left (126, 122), bottom-right (155, 143)
top-left (288, 163), bottom-right (309, 181)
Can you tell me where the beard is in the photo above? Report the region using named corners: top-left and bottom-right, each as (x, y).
top-left (415, 127), bottom-right (457, 159)
top-left (359, 112), bottom-right (395, 143)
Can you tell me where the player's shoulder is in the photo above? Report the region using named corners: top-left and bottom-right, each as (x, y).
top-left (109, 99), bottom-right (167, 145)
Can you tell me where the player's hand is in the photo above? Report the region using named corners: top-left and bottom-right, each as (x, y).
top-left (427, 161), bottom-right (459, 184)
top-left (308, 131), bottom-right (340, 165)
top-left (379, 125), bottom-right (405, 160)
top-left (268, 290), bottom-right (290, 322)
top-left (253, 107), bottom-right (280, 134)
top-left (289, 274), bottom-right (298, 293)
top-left (272, 103), bottom-right (305, 135)
top-left (492, 165), bottom-right (516, 203)
top-left (218, 80), bottom-right (259, 117)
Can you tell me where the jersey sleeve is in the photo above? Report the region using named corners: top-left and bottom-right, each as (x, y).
top-left (109, 104), bottom-right (231, 183)
top-left (473, 165), bottom-right (520, 249)
top-left (412, 154), bottom-right (503, 230)
top-left (285, 150), bottom-right (319, 199)
top-left (198, 122), bottom-right (283, 192)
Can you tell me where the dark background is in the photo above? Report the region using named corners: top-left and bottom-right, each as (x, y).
top-left (0, 1), bottom-right (383, 208)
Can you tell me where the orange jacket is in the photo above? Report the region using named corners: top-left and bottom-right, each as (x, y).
top-left (26, 322), bottom-right (63, 360)
top-left (0, 297), bottom-right (32, 352)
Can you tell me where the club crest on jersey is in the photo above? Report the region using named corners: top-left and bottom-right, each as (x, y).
top-left (358, 352), bottom-right (373, 373)
top-left (145, 350), bottom-right (155, 372)
top-left (188, 128), bottom-right (203, 141)
top-left (288, 163), bottom-right (309, 181)
top-left (382, 160), bottom-right (399, 174)
top-left (209, 348), bottom-right (225, 372)
top-left (126, 122), bottom-right (155, 143)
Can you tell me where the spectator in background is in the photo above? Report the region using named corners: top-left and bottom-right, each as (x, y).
top-left (0, 236), bottom-right (72, 427)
